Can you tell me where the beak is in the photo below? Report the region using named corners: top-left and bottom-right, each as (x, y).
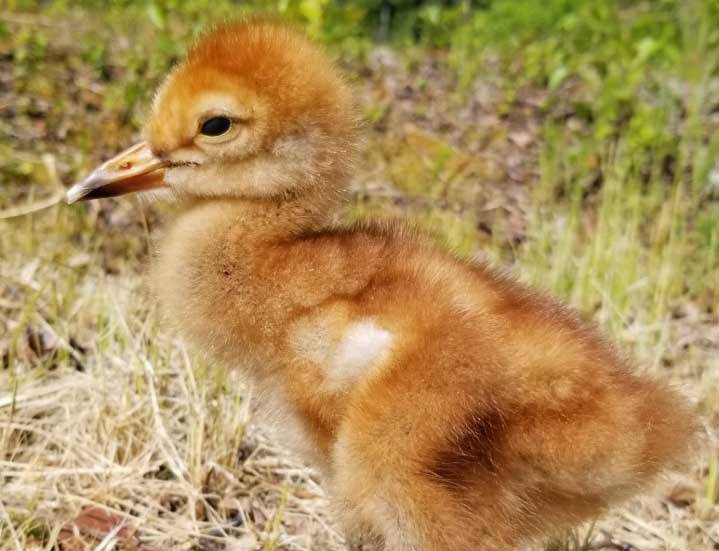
top-left (66, 141), bottom-right (168, 203)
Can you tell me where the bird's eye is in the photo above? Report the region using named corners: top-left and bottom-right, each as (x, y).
top-left (200, 117), bottom-right (232, 137)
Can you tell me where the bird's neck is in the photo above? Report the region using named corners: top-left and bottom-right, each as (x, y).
top-left (173, 188), bottom-right (345, 241)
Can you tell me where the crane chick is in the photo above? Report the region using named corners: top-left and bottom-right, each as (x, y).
top-left (67, 20), bottom-right (696, 551)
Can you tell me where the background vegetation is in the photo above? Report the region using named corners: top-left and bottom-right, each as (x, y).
top-left (1, 1), bottom-right (717, 550)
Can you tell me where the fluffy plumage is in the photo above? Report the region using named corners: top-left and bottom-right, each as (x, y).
top-left (72, 19), bottom-right (696, 551)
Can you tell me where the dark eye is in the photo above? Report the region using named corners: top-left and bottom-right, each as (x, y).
top-left (200, 117), bottom-right (232, 137)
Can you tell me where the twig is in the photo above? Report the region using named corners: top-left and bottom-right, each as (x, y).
top-left (0, 192), bottom-right (63, 219)
top-left (0, 154), bottom-right (65, 219)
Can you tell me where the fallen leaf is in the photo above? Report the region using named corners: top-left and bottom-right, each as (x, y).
top-left (58, 507), bottom-right (162, 551)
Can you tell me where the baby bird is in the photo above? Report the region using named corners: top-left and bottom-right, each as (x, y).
top-left (67, 20), bottom-right (695, 551)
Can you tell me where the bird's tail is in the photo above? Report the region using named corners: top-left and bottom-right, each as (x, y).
top-left (520, 372), bottom-right (697, 527)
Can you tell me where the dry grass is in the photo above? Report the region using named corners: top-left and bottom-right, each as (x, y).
top-left (1, 3), bottom-right (718, 550)
top-left (1, 258), bottom-right (344, 550)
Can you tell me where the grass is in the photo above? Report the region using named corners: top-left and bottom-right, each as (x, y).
top-left (1, 1), bottom-right (718, 549)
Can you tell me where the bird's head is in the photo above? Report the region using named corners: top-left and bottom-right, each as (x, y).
top-left (67, 20), bottom-right (359, 206)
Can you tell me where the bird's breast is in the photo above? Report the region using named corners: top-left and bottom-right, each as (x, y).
top-left (152, 206), bottom-right (285, 368)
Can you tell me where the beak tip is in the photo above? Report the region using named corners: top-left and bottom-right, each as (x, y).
top-left (65, 185), bottom-right (85, 204)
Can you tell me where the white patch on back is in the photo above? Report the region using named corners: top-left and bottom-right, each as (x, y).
top-left (290, 316), bottom-right (393, 389)
top-left (331, 320), bottom-right (393, 387)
